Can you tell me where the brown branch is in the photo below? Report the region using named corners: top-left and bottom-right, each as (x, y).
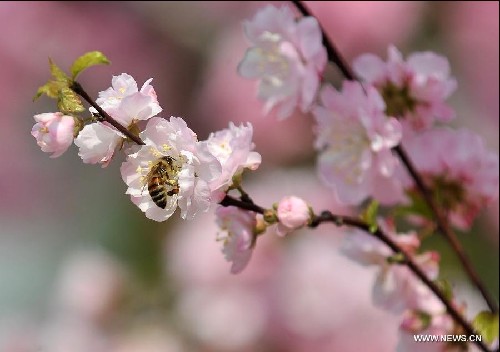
top-left (310, 210), bottom-right (492, 352)
top-left (70, 81), bottom-right (145, 145)
top-left (395, 145), bottom-right (498, 314)
top-left (220, 195), bottom-right (492, 352)
top-left (220, 194), bottom-right (265, 214)
top-left (291, 0), bottom-right (498, 314)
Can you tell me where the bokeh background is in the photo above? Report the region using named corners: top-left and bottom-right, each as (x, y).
top-left (0, 1), bottom-right (498, 351)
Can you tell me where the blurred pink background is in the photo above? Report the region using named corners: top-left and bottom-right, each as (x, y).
top-left (0, 2), bottom-right (497, 351)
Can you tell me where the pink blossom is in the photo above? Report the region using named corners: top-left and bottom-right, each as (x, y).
top-left (96, 73), bottom-right (139, 109)
top-left (276, 196), bottom-right (310, 236)
top-left (353, 45), bottom-right (457, 132)
top-left (166, 167), bottom-right (344, 287)
top-left (341, 219), bottom-right (419, 267)
top-left (215, 206), bottom-right (256, 274)
top-left (342, 219), bottom-right (443, 314)
top-left (74, 122), bottom-right (123, 167)
top-left (96, 73), bottom-right (161, 116)
top-left (194, 26), bottom-right (318, 165)
top-left (341, 228), bottom-right (392, 267)
top-left (402, 128), bottom-right (499, 230)
top-left (274, 232), bottom-right (399, 350)
top-left (204, 122), bottom-right (261, 201)
top-left (372, 251), bottom-right (443, 314)
top-left (120, 117), bottom-right (221, 222)
top-left (313, 82), bottom-right (404, 205)
top-left (74, 73), bottom-right (162, 167)
top-left (238, 4), bottom-right (327, 119)
top-left (165, 168), bottom-right (395, 350)
top-left (31, 112), bottom-right (75, 158)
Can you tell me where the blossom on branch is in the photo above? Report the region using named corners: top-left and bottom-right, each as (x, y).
top-left (238, 4), bottom-right (327, 119)
top-left (73, 122), bottom-right (124, 167)
top-left (216, 206), bottom-right (257, 274)
top-left (95, 73), bottom-right (161, 115)
top-left (31, 112), bottom-right (75, 158)
top-left (402, 128), bottom-right (500, 230)
top-left (275, 196), bottom-right (311, 236)
top-left (353, 45), bottom-right (457, 133)
top-left (74, 73), bottom-right (162, 167)
top-left (313, 82), bottom-right (404, 205)
top-left (204, 122), bottom-right (262, 201)
top-left (120, 117), bottom-right (221, 222)
top-left (342, 219), bottom-right (443, 314)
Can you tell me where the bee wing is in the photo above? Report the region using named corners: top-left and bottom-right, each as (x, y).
top-left (141, 167), bottom-right (156, 195)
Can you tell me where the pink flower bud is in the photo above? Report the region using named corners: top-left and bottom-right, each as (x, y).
top-left (276, 196), bottom-right (310, 236)
top-left (31, 112), bottom-right (75, 158)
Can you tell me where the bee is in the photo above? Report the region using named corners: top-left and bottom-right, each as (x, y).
top-left (143, 156), bottom-right (179, 209)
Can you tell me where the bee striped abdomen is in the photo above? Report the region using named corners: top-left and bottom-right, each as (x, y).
top-left (148, 177), bottom-right (167, 209)
top-left (144, 156), bottom-right (180, 209)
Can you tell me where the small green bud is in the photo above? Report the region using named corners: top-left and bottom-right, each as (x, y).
top-left (263, 209), bottom-right (278, 224)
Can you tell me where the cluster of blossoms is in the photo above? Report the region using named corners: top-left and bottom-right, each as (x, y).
top-left (235, 4), bottom-right (498, 350)
top-left (342, 219), bottom-right (465, 351)
top-left (32, 74), bottom-right (263, 222)
top-left (353, 45), bottom-right (457, 133)
top-left (75, 74), bottom-right (162, 166)
top-left (237, 4), bottom-right (327, 119)
top-left (239, 4), bottom-right (499, 227)
top-left (216, 195), bottom-right (312, 274)
top-left (402, 128), bottom-right (500, 230)
top-left (31, 3), bottom-right (498, 351)
top-left (31, 70), bottom-right (314, 273)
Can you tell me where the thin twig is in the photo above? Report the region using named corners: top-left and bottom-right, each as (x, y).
top-left (310, 210), bottom-right (492, 352)
top-left (395, 145), bottom-right (498, 313)
top-left (220, 194), bottom-right (265, 214)
top-left (220, 195), bottom-right (492, 352)
top-left (291, 0), bottom-right (498, 314)
top-left (70, 81), bottom-right (145, 145)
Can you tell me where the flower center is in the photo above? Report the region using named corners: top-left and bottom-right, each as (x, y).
top-left (380, 81), bottom-right (417, 118)
top-left (325, 118), bottom-right (370, 185)
top-left (260, 31), bottom-right (282, 43)
top-left (256, 47), bottom-right (291, 89)
top-left (431, 176), bottom-right (466, 210)
top-left (216, 224), bottom-right (231, 245)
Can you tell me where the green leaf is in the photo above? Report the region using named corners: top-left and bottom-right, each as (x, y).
top-left (57, 87), bottom-right (84, 114)
top-left (34, 58), bottom-right (71, 102)
top-left (387, 252), bottom-right (406, 264)
top-left (415, 310), bottom-right (433, 330)
top-left (33, 81), bottom-right (63, 101)
top-left (473, 311), bottom-right (499, 344)
top-left (71, 51), bottom-right (110, 79)
top-left (361, 200), bottom-right (379, 232)
top-left (49, 58), bottom-right (70, 83)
